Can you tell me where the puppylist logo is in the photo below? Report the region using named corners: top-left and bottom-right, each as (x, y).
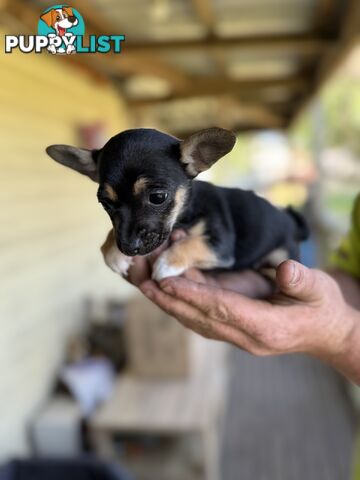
top-left (5, 4), bottom-right (125, 55)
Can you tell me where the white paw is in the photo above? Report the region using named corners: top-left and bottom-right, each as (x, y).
top-left (104, 243), bottom-right (133, 276)
top-left (48, 44), bottom-right (57, 54)
top-left (66, 44), bottom-right (75, 54)
top-left (152, 254), bottom-right (185, 281)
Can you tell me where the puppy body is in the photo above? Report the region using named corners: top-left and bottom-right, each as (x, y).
top-left (175, 181), bottom-right (307, 272)
top-left (46, 128), bottom-right (309, 281)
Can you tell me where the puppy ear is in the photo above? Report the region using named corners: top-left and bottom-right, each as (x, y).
top-left (180, 127), bottom-right (236, 177)
top-left (46, 145), bottom-right (99, 182)
top-left (40, 10), bottom-right (54, 27)
top-left (63, 6), bottom-right (74, 16)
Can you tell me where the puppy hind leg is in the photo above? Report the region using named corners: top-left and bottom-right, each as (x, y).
top-left (262, 247), bottom-right (289, 268)
top-left (258, 247), bottom-right (290, 282)
top-left (287, 240), bottom-right (301, 262)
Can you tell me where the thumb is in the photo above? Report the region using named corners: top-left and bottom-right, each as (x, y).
top-left (276, 260), bottom-right (324, 303)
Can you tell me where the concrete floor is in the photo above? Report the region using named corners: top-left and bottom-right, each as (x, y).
top-left (221, 348), bottom-right (356, 480)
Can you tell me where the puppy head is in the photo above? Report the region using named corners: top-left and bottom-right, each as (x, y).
top-left (58, 7), bottom-right (78, 29)
top-left (46, 127), bottom-right (235, 256)
top-left (40, 7), bottom-right (78, 31)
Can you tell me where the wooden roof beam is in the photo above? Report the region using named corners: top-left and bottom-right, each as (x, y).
top-left (96, 54), bottom-right (190, 91)
top-left (125, 36), bottom-right (332, 55)
top-left (132, 96), bottom-right (286, 134)
top-left (170, 123), bottom-right (279, 138)
top-left (125, 75), bottom-right (308, 106)
top-left (191, 0), bottom-right (217, 32)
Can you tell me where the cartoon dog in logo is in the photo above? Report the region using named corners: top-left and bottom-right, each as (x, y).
top-left (40, 6), bottom-right (78, 54)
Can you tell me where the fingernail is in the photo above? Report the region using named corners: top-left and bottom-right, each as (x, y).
top-left (160, 281), bottom-right (174, 295)
top-left (142, 288), bottom-right (154, 299)
top-left (289, 262), bottom-right (300, 285)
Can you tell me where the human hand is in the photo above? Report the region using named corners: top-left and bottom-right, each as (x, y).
top-left (138, 260), bottom-right (360, 384)
top-left (125, 229), bottom-right (272, 298)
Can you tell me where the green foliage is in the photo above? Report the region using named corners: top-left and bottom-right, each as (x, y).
top-left (290, 113), bottom-right (313, 151)
top-left (322, 77), bottom-right (360, 156)
top-left (292, 75), bottom-right (360, 158)
top-left (209, 133), bottom-right (253, 184)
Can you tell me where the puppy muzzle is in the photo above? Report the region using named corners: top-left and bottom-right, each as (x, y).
top-left (117, 229), bottom-right (168, 256)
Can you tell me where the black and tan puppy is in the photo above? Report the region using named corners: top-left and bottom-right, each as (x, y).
top-left (46, 128), bottom-right (308, 281)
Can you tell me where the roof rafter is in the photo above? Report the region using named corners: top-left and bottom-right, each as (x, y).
top-left (125, 36), bottom-right (332, 56)
top-left (191, 0), bottom-right (217, 32)
top-left (125, 75), bottom-right (308, 106)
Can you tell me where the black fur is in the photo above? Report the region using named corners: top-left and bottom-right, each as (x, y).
top-left (178, 181), bottom-right (307, 271)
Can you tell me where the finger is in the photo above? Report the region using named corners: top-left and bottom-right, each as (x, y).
top-left (127, 256), bottom-right (150, 286)
top-left (159, 276), bottom-right (269, 323)
top-left (170, 229), bottom-right (188, 243)
top-left (140, 280), bottom-right (211, 327)
top-left (139, 280), bottom-right (260, 351)
top-left (140, 280), bottom-right (219, 337)
top-left (182, 268), bottom-right (213, 285)
top-left (276, 260), bottom-right (328, 304)
top-left (214, 270), bottom-right (274, 297)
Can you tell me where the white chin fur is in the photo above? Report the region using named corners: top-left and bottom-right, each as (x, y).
top-left (152, 254), bottom-right (186, 281)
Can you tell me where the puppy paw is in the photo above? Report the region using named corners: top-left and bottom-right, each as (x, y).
top-left (101, 231), bottom-right (133, 276)
top-left (105, 248), bottom-right (133, 276)
top-left (66, 44), bottom-right (76, 55)
top-left (48, 44), bottom-right (57, 54)
top-left (152, 253), bottom-right (186, 281)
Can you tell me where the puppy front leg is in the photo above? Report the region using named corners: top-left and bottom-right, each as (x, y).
top-left (152, 227), bottom-right (219, 281)
top-left (101, 229), bottom-right (133, 277)
top-left (65, 33), bottom-right (76, 54)
top-left (47, 34), bottom-right (57, 54)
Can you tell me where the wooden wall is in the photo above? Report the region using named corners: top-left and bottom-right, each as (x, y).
top-left (0, 32), bottom-right (135, 460)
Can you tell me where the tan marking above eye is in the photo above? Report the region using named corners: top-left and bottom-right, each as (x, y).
top-left (104, 183), bottom-right (118, 202)
top-left (133, 177), bottom-right (149, 195)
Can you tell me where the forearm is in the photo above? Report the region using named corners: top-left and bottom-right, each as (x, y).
top-left (328, 268), bottom-right (360, 310)
top-left (320, 305), bottom-right (360, 385)
top-left (321, 269), bottom-right (360, 384)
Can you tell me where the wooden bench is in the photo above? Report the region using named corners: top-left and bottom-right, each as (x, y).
top-left (89, 334), bottom-right (229, 480)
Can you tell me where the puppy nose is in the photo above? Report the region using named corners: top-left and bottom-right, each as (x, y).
top-left (130, 237), bottom-right (143, 255)
top-left (69, 15), bottom-right (76, 23)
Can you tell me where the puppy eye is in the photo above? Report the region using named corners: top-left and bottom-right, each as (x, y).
top-left (149, 192), bottom-right (168, 205)
top-left (56, 15), bottom-right (61, 20)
